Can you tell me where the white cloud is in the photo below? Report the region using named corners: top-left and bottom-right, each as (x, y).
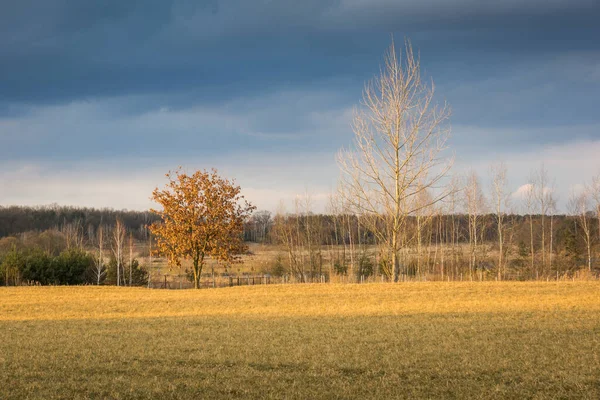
top-left (455, 138), bottom-right (600, 212)
top-left (0, 151), bottom-right (339, 213)
top-left (512, 183), bottom-right (533, 199)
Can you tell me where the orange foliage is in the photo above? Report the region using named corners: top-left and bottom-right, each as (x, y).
top-left (150, 168), bottom-right (255, 288)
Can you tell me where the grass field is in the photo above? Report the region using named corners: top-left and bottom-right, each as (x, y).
top-left (1, 283), bottom-right (599, 399)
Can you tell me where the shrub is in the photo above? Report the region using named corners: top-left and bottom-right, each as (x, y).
top-left (357, 254), bottom-right (374, 277)
top-left (269, 254), bottom-right (286, 277)
top-left (21, 249), bottom-right (53, 285)
top-left (334, 260), bottom-right (348, 275)
top-left (51, 248), bottom-right (95, 285)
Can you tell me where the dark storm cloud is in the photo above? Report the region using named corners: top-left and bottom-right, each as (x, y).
top-left (0, 0), bottom-right (599, 163)
top-left (1, 0), bottom-right (598, 107)
top-left (1, 1), bottom-right (599, 210)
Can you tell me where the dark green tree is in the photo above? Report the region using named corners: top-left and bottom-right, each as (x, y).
top-left (21, 249), bottom-right (53, 285)
top-left (51, 248), bottom-right (94, 285)
top-left (564, 227), bottom-right (581, 264)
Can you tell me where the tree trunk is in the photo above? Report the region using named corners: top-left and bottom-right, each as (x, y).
top-left (497, 220), bottom-right (503, 281)
top-left (193, 253), bottom-right (205, 289)
top-left (587, 233), bottom-right (592, 272)
top-left (129, 233), bottom-right (133, 286)
top-left (194, 270), bottom-right (200, 289)
top-left (549, 214), bottom-right (554, 270)
top-left (193, 260), bottom-right (200, 289)
top-left (392, 250), bottom-right (399, 282)
top-left (529, 214), bottom-right (534, 277)
top-left (392, 228), bottom-right (399, 282)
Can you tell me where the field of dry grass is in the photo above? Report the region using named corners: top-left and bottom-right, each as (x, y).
top-left (1, 282), bottom-right (599, 399)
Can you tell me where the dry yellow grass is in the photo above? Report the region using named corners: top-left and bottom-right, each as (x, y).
top-left (1, 283), bottom-right (599, 399)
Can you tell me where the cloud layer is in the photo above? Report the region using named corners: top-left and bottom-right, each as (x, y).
top-left (1, 1), bottom-right (599, 212)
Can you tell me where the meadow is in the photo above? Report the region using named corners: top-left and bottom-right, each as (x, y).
top-left (1, 282), bottom-right (599, 399)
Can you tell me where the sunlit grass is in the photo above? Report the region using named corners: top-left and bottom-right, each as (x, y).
top-left (1, 283), bottom-right (599, 399)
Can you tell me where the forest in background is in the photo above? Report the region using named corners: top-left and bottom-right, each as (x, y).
top-left (1, 196), bottom-right (598, 286)
top-left (0, 205), bottom-right (159, 240)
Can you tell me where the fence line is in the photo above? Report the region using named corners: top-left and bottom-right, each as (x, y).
top-left (146, 269), bottom-right (600, 289)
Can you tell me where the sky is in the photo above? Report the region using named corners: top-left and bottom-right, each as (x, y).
top-left (1, 0), bottom-right (599, 213)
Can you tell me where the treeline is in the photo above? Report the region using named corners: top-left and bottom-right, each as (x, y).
top-left (244, 210), bottom-right (598, 281)
top-left (246, 212), bottom-right (575, 246)
top-left (242, 164), bottom-right (600, 282)
top-left (1, 208), bottom-right (596, 285)
top-left (0, 205), bottom-right (159, 240)
top-left (2, 171), bottom-right (599, 286)
top-left (0, 245), bottom-right (148, 286)
top-left (0, 221), bottom-right (148, 287)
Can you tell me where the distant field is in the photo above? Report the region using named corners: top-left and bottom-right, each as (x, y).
top-left (1, 283), bottom-right (599, 399)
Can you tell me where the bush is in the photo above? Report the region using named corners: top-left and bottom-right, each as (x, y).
top-left (334, 260), bottom-right (348, 275)
top-left (51, 248), bottom-right (95, 285)
top-left (269, 254), bottom-right (286, 277)
top-left (378, 257), bottom-right (391, 279)
top-left (358, 254), bottom-right (374, 277)
top-left (21, 249), bottom-right (53, 285)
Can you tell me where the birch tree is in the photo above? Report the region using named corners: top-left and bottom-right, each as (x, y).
top-left (111, 219), bottom-right (126, 287)
top-left (337, 39), bottom-right (452, 282)
top-left (128, 232), bottom-right (134, 286)
top-left (490, 162), bottom-right (510, 280)
top-left (523, 181), bottom-right (536, 276)
top-left (569, 190), bottom-right (593, 271)
top-left (272, 203), bottom-right (302, 280)
top-left (589, 171), bottom-right (600, 256)
top-left (464, 171), bottom-right (486, 280)
top-left (94, 224), bottom-right (106, 285)
top-left (447, 176), bottom-right (462, 278)
top-left (548, 191), bottom-right (558, 270)
top-left (533, 165), bottom-right (551, 271)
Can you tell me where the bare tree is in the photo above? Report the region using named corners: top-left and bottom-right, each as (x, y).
top-left (490, 162), bottom-right (510, 280)
top-left (94, 224), bottom-right (106, 285)
top-left (548, 191), bottom-right (558, 270)
top-left (568, 190), bottom-right (593, 271)
top-left (523, 180), bottom-right (536, 276)
top-left (447, 176), bottom-right (462, 279)
top-left (337, 39), bottom-right (452, 282)
top-left (413, 186), bottom-right (435, 277)
top-left (464, 171), bottom-right (487, 280)
top-left (272, 202), bottom-right (301, 281)
top-left (533, 165), bottom-right (552, 271)
top-left (589, 171), bottom-right (600, 256)
top-left (300, 192), bottom-right (319, 280)
top-left (326, 193), bottom-right (342, 281)
top-left (294, 196), bottom-right (307, 281)
top-left (129, 232), bottom-right (134, 286)
top-left (62, 219), bottom-right (84, 250)
top-left (343, 203), bottom-right (356, 282)
top-left (433, 204), bottom-right (446, 280)
top-left (111, 218), bottom-right (126, 287)
top-left (253, 211), bottom-right (272, 243)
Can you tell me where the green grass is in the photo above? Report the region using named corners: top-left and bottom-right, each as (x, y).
top-left (1, 283), bottom-right (599, 399)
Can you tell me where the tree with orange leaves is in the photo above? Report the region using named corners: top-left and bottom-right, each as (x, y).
top-left (150, 168), bottom-right (255, 289)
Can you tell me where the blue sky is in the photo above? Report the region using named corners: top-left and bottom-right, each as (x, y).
top-left (1, 0), bottom-right (599, 212)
